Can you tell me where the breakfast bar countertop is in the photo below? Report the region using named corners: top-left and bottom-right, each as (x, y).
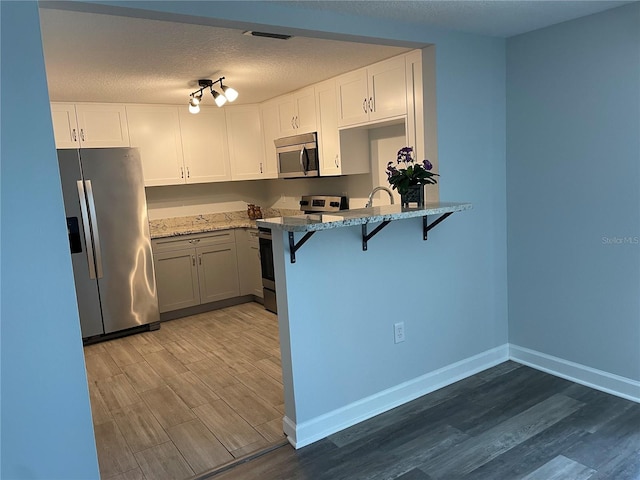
top-left (256, 202), bottom-right (473, 232)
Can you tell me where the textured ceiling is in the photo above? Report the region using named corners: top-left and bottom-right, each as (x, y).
top-left (38, 8), bottom-right (410, 106)
top-left (38, 1), bottom-right (632, 106)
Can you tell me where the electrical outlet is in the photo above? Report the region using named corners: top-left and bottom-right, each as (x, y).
top-left (394, 322), bottom-right (405, 344)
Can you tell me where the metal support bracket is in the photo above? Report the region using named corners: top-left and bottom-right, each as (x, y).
top-left (288, 231), bottom-right (316, 263)
top-left (423, 212), bottom-right (453, 240)
top-left (362, 221), bottom-right (391, 251)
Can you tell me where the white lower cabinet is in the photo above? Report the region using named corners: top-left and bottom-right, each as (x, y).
top-left (152, 231), bottom-right (240, 313)
top-left (237, 229), bottom-right (263, 298)
top-left (153, 249), bottom-right (201, 312)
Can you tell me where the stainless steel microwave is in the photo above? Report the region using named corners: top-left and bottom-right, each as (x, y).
top-left (274, 132), bottom-right (319, 179)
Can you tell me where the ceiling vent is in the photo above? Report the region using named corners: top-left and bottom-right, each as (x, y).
top-left (242, 30), bottom-right (292, 40)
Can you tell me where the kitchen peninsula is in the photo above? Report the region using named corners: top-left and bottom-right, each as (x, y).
top-left (258, 202), bottom-right (471, 262)
top-left (256, 201), bottom-right (474, 448)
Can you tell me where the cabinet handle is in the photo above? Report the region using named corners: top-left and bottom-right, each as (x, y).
top-left (295, 116), bottom-right (299, 128)
top-left (80, 128), bottom-right (85, 142)
top-left (72, 129), bottom-right (77, 142)
top-left (181, 167), bottom-right (184, 179)
top-left (186, 166), bottom-right (190, 178)
top-left (362, 99), bottom-right (368, 113)
top-left (191, 255), bottom-right (196, 266)
top-left (260, 162), bottom-right (263, 174)
top-left (335, 155), bottom-right (339, 168)
top-left (369, 97), bottom-right (374, 113)
top-left (198, 254), bottom-right (202, 265)
top-left (291, 117), bottom-right (295, 129)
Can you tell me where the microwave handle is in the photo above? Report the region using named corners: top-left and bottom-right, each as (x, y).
top-left (300, 146), bottom-right (306, 175)
top-left (300, 146), bottom-right (311, 175)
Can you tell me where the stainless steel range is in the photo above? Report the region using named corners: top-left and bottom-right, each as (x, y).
top-left (258, 195), bottom-right (349, 313)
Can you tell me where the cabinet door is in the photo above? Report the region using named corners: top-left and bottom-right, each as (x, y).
top-left (260, 100), bottom-right (280, 179)
top-left (226, 105), bottom-right (266, 181)
top-left (237, 229), bottom-right (263, 297)
top-left (368, 56), bottom-right (407, 121)
top-left (248, 232), bottom-right (263, 297)
top-left (316, 80), bottom-right (341, 176)
top-left (197, 243), bottom-right (240, 303)
top-left (294, 86), bottom-right (317, 134)
top-left (126, 105), bottom-right (185, 186)
top-left (153, 250), bottom-right (200, 313)
top-left (277, 95), bottom-right (297, 137)
top-left (74, 103), bottom-right (130, 147)
top-left (336, 68), bottom-right (369, 127)
top-left (179, 107), bottom-right (231, 183)
top-left (50, 103), bottom-right (80, 149)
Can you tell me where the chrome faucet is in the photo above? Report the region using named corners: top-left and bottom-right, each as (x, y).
top-left (365, 186), bottom-right (395, 208)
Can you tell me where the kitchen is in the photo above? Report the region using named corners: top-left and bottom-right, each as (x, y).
top-left (38, 5), bottom-right (428, 478)
top-left (6, 1), bottom-right (638, 479)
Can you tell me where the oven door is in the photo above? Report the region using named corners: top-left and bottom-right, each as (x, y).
top-left (258, 228), bottom-right (277, 314)
top-left (277, 142), bottom-right (319, 178)
top-left (258, 229), bottom-right (275, 290)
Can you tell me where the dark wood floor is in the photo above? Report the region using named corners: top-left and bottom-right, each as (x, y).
top-left (203, 361), bottom-right (640, 480)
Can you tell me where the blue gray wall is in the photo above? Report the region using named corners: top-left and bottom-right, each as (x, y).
top-left (507, 3), bottom-right (640, 381)
top-left (0, 2), bottom-right (100, 478)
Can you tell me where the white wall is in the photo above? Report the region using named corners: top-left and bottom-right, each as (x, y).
top-left (145, 180), bottom-right (270, 219)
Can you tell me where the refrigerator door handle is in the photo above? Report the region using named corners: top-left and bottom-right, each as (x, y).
top-left (84, 180), bottom-right (104, 279)
top-left (76, 180), bottom-right (97, 279)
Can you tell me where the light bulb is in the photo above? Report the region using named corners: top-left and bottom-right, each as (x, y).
top-left (211, 89), bottom-right (227, 107)
top-left (222, 85), bottom-right (238, 102)
top-left (188, 95), bottom-right (201, 114)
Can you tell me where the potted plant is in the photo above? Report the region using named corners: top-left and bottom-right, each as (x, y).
top-left (386, 146), bottom-right (438, 207)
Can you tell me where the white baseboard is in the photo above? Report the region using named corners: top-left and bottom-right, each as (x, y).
top-left (284, 344), bottom-right (509, 449)
top-left (509, 344), bottom-right (640, 403)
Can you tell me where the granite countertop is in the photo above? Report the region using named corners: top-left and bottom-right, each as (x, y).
top-left (256, 202), bottom-right (473, 232)
top-left (149, 208), bottom-right (301, 239)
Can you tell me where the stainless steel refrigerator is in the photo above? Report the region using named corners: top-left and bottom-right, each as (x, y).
top-left (58, 148), bottom-right (159, 340)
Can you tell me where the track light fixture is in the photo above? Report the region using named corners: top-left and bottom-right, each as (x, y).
top-left (188, 77), bottom-right (238, 114)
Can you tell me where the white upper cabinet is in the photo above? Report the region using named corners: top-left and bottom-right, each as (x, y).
top-left (225, 105), bottom-right (269, 181)
top-left (316, 79), bottom-right (370, 177)
top-left (178, 106), bottom-right (231, 183)
top-left (277, 85), bottom-right (317, 137)
top-left (336, 55), bottom-right (407, 127)
top-left (51, 103), bottom-right (80, 148)
top-left (260, 99), bottom-right (281, 179)
top-left (316, 79), bottom-right (341, 176)
top-left (51, 103), bottom-right (130, 148)
top-left (126, 105), bottom-right (185, 186)
top-left (128, 105), bottom-right (233, 186)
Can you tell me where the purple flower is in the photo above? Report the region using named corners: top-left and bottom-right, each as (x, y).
top-left (422, 159), bottom-right (433, 170)
top-left (397, 146), bottom-right (413, 163)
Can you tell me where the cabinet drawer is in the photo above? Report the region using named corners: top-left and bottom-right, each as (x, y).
top-left (152, 230), bottom-right (236, 253)
top-left (247, 228), bottom-right (259, 247)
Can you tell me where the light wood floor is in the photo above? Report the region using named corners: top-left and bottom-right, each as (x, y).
top-left (83, 301), bottom-right (285, 480)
